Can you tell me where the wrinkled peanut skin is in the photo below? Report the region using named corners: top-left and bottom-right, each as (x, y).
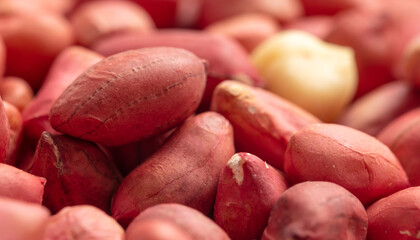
top-left (50, 47), bottom-right (207, 146)
top-left (211, 81), bottom-right (320, 170)
top-left (284, 123), bottom-right (410, 205)
top-left (112, 112), bottom-right (234, 227)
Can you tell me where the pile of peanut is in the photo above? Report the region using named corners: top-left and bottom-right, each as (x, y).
top-left (1, 0), bottom-right (420, 239)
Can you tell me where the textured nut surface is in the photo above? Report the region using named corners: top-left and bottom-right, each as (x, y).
top-left (50, 47), bottom-right (207, 146)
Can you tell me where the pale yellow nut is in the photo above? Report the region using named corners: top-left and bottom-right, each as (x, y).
top-left (251, 30), bottom-right (358, 122)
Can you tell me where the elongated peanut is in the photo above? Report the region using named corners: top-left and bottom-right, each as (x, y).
top-left (284, 123), bottom-right (409, 205)
top-left (112, 112), bottom-right (234, 226)
top-left (214, 153), bottom-right (288, 240)
top-left (50, 47), bottom-right (207, 146)
top-left (211, 80), bottom-right (320, 170)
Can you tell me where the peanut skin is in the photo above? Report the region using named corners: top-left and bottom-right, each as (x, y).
top-left (284, 123), bottom-right (410, 205)
top-left (377, 108), bottom-right (420, 186)
top-left (339, 81), bottom-right (420, 136)
top-left (0, 76), bottom-right (33, 112)
top-left (299, 0), bottom-right (378, 16)
top-left (214, 153), bottom-right (288, 240)
top-left (108, 128), bottom-right (176, 176)
top-left (0, 196), bottom-right (51, 240)
top-left (129, 0), bottom-right (201, 28)
top-left (70, 0), bottom-right (154, 46)
top-left (197, 0), bottom-right (303, 27)
top-left (204, 13), bottom-right (280, 52)
top-left (366, 187), bottom-right (420, 240)
top-left (27, 132), bottom-right (122, 213)
top-left (262, 181), bottom-right (368, 240)
top-left (0, 37), bottom-right (5, 79)
top-left (23, 46), bottom-right (103, 143)
top-left (112, 112), bottom-right (234, 227)
top-left (284, 16), bottom-right (334, 40)
top-left (0, 163), bottom-right (45, 204)
top-left (126, 203), bottom-right (230, 240)
top-left (400, 35), bottom-right (420, 89)
top-left (126, 219), bottom-right (193, 240)
top-left (3, 101), bottom-right (23, 165)
top-left (0, 12), bottom-right (74, 90)
top-left (91, 30), bottom-right (264, 111)
top-left (41, 205), bottom-right (124, 240)
top-left (50, 47), bottom-right (207, 146)
top-left (211, 80), bottom-right (320, 170)
top-left (0, 97), bottom-right (10, 163)
top-left (326, 0), bottom-right (420, 98)
top-left (326, 9), bottom-right (396, 98)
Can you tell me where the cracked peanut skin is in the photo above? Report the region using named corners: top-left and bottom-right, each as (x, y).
top-left (284, 123), bottom-right (409, 205)
top-left (366, 187), bottom-right (420, 240)
top-left (126, 203), bottom-right (230, 240)
top-left (211, 80), bottom-right (320, 170)
top-left (49, 47), bottom-right (207, 146)
top-left (27, 131), bottom-right (122, 214)
top-left (262, 181), bottom-right (368, 240)
top-left (112, 112), bottom-right (235, 227)
top-left (213, 153), bottom-right (288, 240)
